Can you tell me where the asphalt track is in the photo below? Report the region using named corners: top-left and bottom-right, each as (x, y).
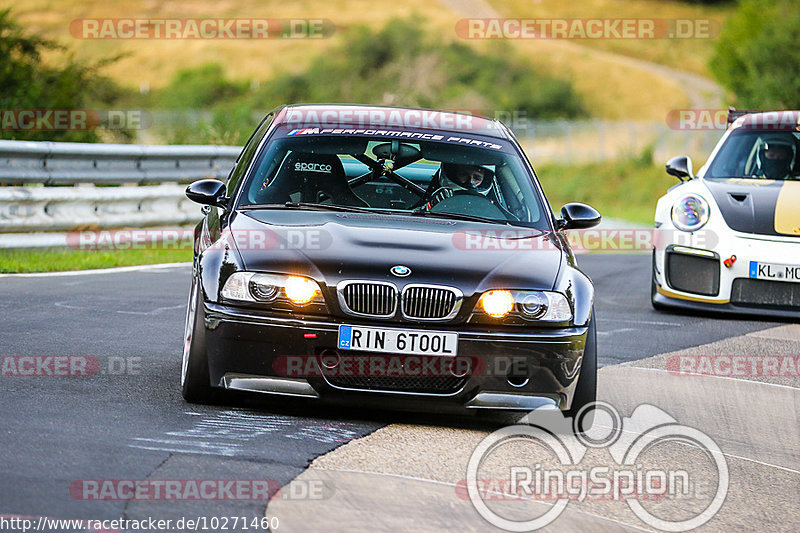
top-left (0, 253), bottom-right (795, 531)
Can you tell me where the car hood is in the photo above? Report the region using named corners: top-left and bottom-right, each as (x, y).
top-left (229, 210), bottom-right (564, 294)
top-left (703, 178), bottom-right (800, 237)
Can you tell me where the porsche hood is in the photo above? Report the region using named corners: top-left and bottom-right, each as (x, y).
top-left (703, 178), bottom-right (800, 237)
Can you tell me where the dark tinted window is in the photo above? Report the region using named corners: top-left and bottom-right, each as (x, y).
top-left (706, 130), bottom-right (800, 180)
top-left (226, 113), bottom-right (274, 195)
top-left (238, 134), bottom-right (547, 228)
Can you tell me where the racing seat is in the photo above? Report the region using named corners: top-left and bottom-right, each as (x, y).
top-left (256, 152), bottom-right (369, 207)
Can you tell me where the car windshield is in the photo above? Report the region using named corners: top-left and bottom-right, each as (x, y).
top-left (706, 130), bottom-right (800, 180)
top-left (238, 132), bottom-right (548, 228)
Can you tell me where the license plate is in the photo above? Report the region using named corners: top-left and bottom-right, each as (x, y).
top-left (749, 261), bottom-right (800, 283)
top-left (337, 325), bottom-right (458, 356)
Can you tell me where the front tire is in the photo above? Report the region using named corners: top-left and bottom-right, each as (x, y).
top-left (181, 277), bottom-right (219, 403)
top-left (566, 310), bottom-right (597, 428)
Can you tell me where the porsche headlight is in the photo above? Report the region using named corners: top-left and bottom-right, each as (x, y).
top-left (475, 290), bottom-right (572, 323)
top-left (221, 272), bottom-right (325, 310)
top-left (671, 194), bottom-right (709, 232)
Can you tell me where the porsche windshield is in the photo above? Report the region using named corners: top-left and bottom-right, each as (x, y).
top-left (238, 134), bottom-right (547, 228)
top-left (706, 130), bottom-right (800, 180)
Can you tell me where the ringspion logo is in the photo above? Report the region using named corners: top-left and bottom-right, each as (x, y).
top-left (466, 402), bottom-right (728, 531)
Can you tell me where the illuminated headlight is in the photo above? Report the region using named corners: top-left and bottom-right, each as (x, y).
top-left (480, 290), bottom-right (514, 318)
top-left (283, 276), bottom-right (319, 305)
top-left (476, 290), bottom-right (572, 322)
top-left (221, 272), bottom-right (325, 308)
top-left (671, 194), bottom-right (709, 232)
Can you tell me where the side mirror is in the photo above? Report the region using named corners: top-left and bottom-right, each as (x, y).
top-left (186, 179), bottom-right (228, 208)
top-left (666, 155), bottom-right (694, 181)
top-left (558, 203), bottom-right (601, 230)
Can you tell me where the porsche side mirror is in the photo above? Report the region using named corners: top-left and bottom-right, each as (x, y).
top-left (186, 179), bottom-right (228, 208)
top-left (666, 155), bottom-right (694, 181)
top-left (558, 203), bottom-right (602, 230)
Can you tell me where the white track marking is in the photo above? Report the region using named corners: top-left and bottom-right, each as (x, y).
top-left (589, 420), bottom-right (800, 476)
top-left (308, 468), bottom-right (656, 532)
top-left (615, 365), bottom-right (800, 391)
top-left (117, 304), bottom-right (185, 315)
top-left (600, 318), bottom-right (682, 326)
top-left (597, 328), bottom-right (637, 336)
top-left (0, 262), bottom-right (191, 278)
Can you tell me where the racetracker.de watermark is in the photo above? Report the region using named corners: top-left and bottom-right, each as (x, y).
top-left (0, 110), bottom-right (146, 131)
top-left (271, 354), bottom-right (547, 379)
top-left (452, 228), bottom-right (719, 252)
top-left (66, 228), bottom-right (719, 253)
top-left (280, 107), bottom-right (544, 133)
top-left (667, 109), bottom-right (800, 131)
top-left (456, 18), bottom-right (719, 40)
top-left (282, 107), bottom-right (486, 131)
top-left (69, 478), bottom-right (330, 501)
top-left (666, 354), bottom-right (800, 377)
top-left (66, 228), bottom-right (332, 252)
top-left (69, 18), bottom-right (334, 39)
top-left (1, 356), bottom-right (141, 377)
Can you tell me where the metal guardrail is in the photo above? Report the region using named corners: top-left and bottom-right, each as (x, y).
top-left (0, 140), bottom-right (240, 240)
top-left (0, 124), bottom-right (720, 246)
top-left (0, 139), bottom-right (240, 185)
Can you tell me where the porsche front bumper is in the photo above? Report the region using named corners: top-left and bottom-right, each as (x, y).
top-left (653, 229), bottom-right (800, 318)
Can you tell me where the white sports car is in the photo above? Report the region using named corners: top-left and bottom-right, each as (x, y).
top-left (652, 108), bottom-right (800, 318)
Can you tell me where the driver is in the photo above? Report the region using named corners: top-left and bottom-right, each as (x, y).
top-left (426, 163), bottom-right (492, 207)
top-left (758, 137), bottom-right (796, 180)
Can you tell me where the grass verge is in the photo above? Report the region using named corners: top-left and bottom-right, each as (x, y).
top-left (0, 247), bottom-right (192, 273)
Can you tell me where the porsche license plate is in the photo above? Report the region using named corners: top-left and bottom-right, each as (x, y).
top-left (749, 261), bottom-right (800, 283)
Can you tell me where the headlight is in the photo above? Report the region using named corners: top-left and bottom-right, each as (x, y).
top-left (283, 276), bottom-right (319, 305)
top-left (480, 290), bottom-right (515, 318)
top-left (671, 194), bottom-right (709, 232)
top-left (221, 272), bottom-right (326, 310)
top-left (475, 290), bottom-right (572, 323)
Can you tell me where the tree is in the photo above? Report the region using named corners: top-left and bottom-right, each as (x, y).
top-left (0, 9), bottom-right (124, 142)
top-left (710, 0), bottom-right (800, 109)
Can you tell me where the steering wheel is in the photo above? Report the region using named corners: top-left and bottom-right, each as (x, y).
top-left (429, 189), bottom-right (518, 221)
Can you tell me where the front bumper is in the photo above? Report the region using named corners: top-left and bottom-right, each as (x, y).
top-left (203, 302), bottom-right (590, 413)
top-left (653, 229), bottom-right (800, 318)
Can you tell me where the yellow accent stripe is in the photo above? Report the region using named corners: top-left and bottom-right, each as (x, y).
top-left (657, 286), bottom-right (729, 304)
top-left (774, 181), bottom-right (800, 235)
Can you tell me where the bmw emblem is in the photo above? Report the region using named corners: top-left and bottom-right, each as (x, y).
top-left (390, 265), bottom-right (411, 277)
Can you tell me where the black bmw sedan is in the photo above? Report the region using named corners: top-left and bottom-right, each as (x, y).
top-left (182, 104), bottom-right (601, 417)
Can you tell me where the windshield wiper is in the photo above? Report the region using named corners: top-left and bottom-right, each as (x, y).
top-left (240, 202), bottom-right (378, 214)
top-left (407, 209), bottom-right (516, 226)
top-left (242, 202), bottom-right (518, 225)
